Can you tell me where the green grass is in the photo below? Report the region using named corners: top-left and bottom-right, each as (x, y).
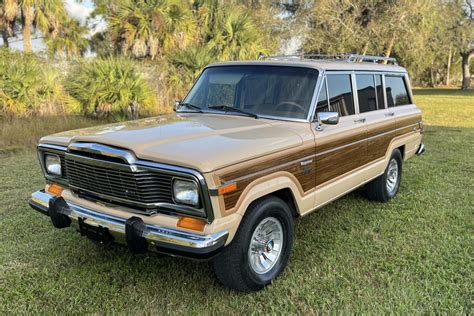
top-left (0, 89), bottom-right (473, 313)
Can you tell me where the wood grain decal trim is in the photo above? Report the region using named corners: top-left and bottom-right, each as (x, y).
top-left (216, 121), bottom-right (421, 211)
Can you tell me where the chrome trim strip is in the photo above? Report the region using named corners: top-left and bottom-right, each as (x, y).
top-left (68, 142), bottom-right (137, 164)
top-left (31, 191), bottom-right (228, 249)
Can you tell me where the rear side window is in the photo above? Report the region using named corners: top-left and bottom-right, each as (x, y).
top-left (356, 74), bottom-right (377, 113)
top-left (326, 74), bottom-right (355, 116)
top-left (385, 75), bottom-right (410, 107)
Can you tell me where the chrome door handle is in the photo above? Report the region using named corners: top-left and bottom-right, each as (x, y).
top-left (385, 112), bottom-right (395, 117)
top-left (354, 118), bottom-right (366, 123)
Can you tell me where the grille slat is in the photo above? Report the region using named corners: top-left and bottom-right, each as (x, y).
top-left (65, 155), bottom-right (175, 207)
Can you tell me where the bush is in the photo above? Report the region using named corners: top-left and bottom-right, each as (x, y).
top-left (0, 49), bottom-right (79, 117)
top-left (65, 57), bottom-right (157, 120)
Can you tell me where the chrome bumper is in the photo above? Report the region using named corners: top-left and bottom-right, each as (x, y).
top-left (29, 190), bottom-right (228, 258)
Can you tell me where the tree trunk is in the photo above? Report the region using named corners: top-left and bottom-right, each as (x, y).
top-left (430, 68), bottom-right (436, 88)
top-left (383, 35), bottom-right (396, 64)
top-left (461, 49), bottom-right (474, 90)
top-left (21, 6), bottom-right (33, 53)
top-left (1, 31), bottom-right (9, 47)
top-left (446, 45), bottom-right (452, 86)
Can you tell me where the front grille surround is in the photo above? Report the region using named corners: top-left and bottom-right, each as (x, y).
top-left (37, 143), bottom-right (213, 222)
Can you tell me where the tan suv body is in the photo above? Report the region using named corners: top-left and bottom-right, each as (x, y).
top-left (29, 55), bottom-right (424, 291)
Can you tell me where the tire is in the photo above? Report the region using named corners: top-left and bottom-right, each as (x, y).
top-left (212, 196), bottom-right (294, 292)
top-left (365, 149), bottom-right (403, 202)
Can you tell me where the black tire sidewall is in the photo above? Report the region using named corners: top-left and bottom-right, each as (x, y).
top-left (383, 150), bottom-right (403, 199)
top-left (239, 198), bottom-right (294, 288)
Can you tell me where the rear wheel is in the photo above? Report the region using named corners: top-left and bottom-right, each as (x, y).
top-left (365, 149), bottom-right (403, 202)
top-left (212, 196), bottom-right (294, 292)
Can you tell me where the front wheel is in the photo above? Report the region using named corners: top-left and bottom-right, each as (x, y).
top-left (365, 149), bottom-right (403, 202)
top-left (212, 196), bottom-right (294, 292)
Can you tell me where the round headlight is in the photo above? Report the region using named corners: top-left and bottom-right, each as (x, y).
top-left (45, 154), bottom-right (62, 176)
top-left (173, 179), bottom-right (199, 207)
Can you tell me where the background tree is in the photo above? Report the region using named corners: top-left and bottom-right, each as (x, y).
top-left (95, 0), bottom-right (196, 60)
top-left (44, 17), bottom-right (89, 59)
top-left (455, 0), bottom-right (473, 89)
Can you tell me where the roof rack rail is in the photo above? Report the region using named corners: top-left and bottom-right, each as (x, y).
top-left (259, 53), bottom-right (398, 65)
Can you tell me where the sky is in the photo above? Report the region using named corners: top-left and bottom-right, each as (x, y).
top-left (0, 0), bottom-right (102, 52)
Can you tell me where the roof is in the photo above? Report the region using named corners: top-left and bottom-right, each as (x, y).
top-left (207, 59), bottom-right (407, 73)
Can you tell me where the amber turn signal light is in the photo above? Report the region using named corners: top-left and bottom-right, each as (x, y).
top-left (177, 216), bottom-right (206, 232)
top-left (47, 184), bottom-right (64, 196)
top-left (217, 182), bottom-right (237, 195)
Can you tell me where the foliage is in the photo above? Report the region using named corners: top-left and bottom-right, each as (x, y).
top-left (65, 57), bottom-right (157, 119)
top-left (302, 0), bottom-right (473, 87)
top-left (95, 0), bottom-right (196, 60)
top-left (0, 48), bottom-right (79, 117)
top-left (44, 18), bottom-right (89, 59)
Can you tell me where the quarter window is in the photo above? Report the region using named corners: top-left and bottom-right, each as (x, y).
top-left (326, 74), bottom-right (355, 116)
top-left (385, 75), bottom-right (410, 107)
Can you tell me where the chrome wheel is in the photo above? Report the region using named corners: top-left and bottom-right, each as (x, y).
top-left (248, 217), bottom-right (283, 275)
top-left (386, 158), bottom-right (399, 194)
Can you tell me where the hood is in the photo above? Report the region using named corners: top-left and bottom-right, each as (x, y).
top-left (40, 113), bottom-right (307, 172)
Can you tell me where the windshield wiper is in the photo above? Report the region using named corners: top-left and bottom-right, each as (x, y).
top-left (177, 102), bottom-right (203, 113)
top-left (208, 105), bottom-right (259, 119)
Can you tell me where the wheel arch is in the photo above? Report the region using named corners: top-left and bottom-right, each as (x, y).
top-left (231, 172), bottom-right (306, 218)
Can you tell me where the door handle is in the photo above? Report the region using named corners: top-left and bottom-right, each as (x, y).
top-left (354, 118), bottom-right (366, 123)
top-left (385, 112), bottom-right (395, 117)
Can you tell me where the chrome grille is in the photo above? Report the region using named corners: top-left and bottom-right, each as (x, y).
top-left (64, 154), bottom-right (173, 207)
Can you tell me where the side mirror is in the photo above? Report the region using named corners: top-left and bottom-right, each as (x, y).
top-left (316, 111), bottom-right (339, 130)
top-left (174, 100), bottom-right (181, 111)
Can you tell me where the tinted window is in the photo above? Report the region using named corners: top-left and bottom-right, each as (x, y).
top-left (385, 75), bottom-right (410, 107)
top-left (375, 75), bottom-right (384, 109)
top-left (327, 74), bottom-right (355, 116)
top-left (316, 78), bottom-right (329, 112)
top-left (356, 74), bottom-right (377, 113)
top-left (184, 66), bottom-right (319, 119)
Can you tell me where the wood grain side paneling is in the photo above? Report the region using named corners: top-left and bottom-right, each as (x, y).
top-left (216, 146), bottom-right (316, 210)
top-left (215, 116), bottom-right (422, 212)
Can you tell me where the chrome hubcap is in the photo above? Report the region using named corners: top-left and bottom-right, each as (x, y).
top-left (386, 158), bottom-right (399, 194)
top-left (248, 217), bottom-right (283, 275)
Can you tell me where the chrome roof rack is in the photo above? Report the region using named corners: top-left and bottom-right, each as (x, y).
top-left (259, 53), bottom-right (398, 65)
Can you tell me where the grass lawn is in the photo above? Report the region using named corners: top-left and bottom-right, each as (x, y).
top-left (0, 89), bottom-right (473, 313)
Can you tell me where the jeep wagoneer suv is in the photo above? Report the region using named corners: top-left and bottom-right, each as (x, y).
top-left (29, 54), bottom-right (424, 292)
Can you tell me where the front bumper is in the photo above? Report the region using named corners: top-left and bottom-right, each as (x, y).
top-left (29, 190), bottom-right (228, 259)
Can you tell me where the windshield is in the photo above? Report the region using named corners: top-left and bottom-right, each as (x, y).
top-left (181, 66), bottom-right (319, 120)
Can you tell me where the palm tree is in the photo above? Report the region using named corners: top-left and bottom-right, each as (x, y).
top-left (0, 0), bottom-right (18, 47)
top-left (197, 1), bottom-right (266, 60)
top-left (44, 17), bottom-right (89, 59)
top-left (104, 0), bottom-right (196, 59)
top-left (0, 0), bottom-right (66, 52)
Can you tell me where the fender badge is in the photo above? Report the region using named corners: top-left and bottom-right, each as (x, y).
top-left (300, 159), bottom-right (313, 166)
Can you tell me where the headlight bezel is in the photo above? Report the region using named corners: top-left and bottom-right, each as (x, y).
top-left (37, 145), bottom-right (69, 186)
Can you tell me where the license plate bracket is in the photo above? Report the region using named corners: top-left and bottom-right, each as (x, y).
top-left (78, 217), bottom-right (114, 244)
